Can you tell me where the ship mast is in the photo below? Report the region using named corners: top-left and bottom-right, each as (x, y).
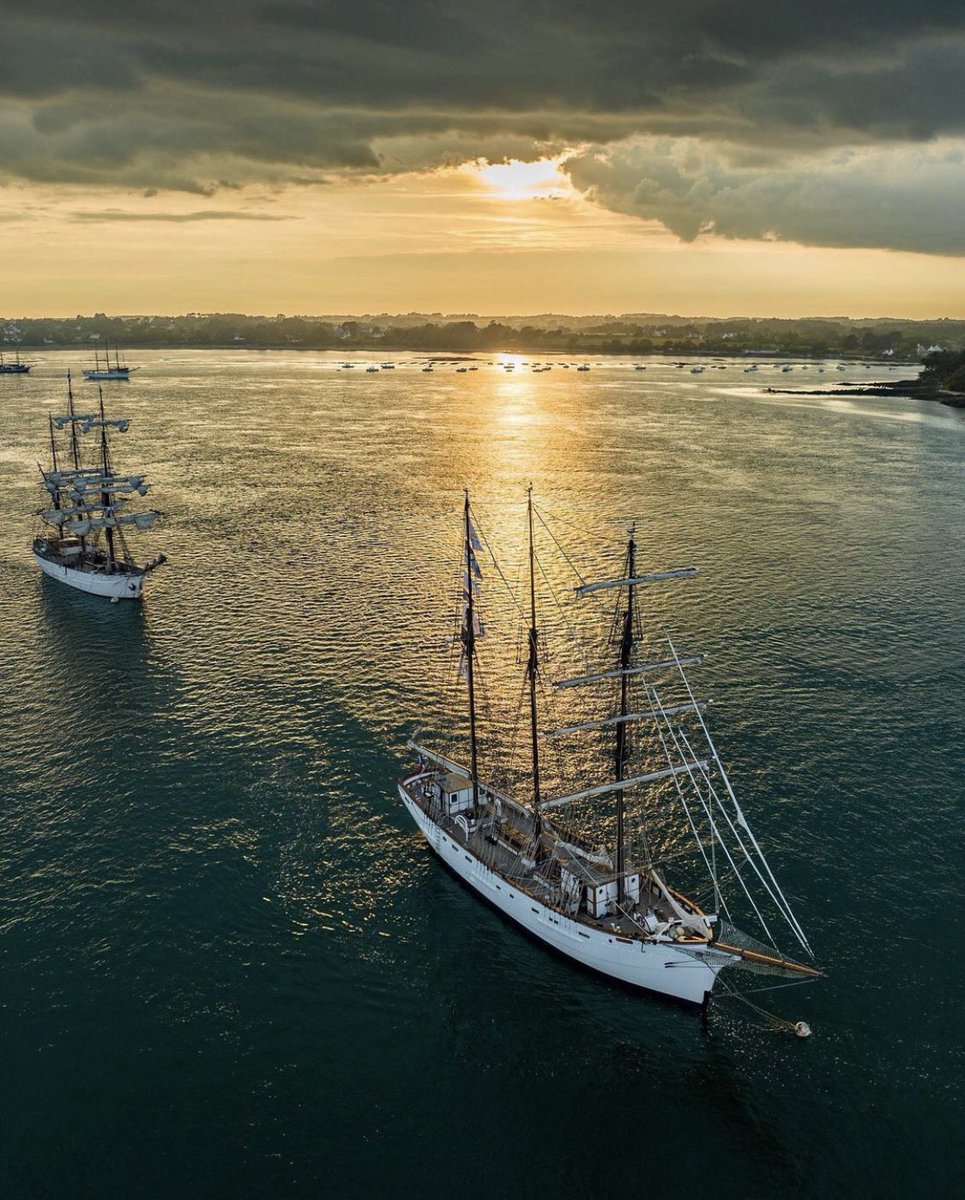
top-left (614, 527), bottom-right (636, 898)
top-left (65, 371), bottom-right (89, 557)
top-left (463, 490), bottom-right (480, 811)
top-left (98, 388), bottom-right (117, 571)
top-left (66, 371), bottom-right (81, 470)
top-left (526, 485), bottom-right (542, 827)
top-left (48, 415), bottom-right (59, 475)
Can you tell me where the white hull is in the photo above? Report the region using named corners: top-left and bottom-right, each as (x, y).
top-left (400, 785), bottom-right (722, 1006)
top-left (34, 552), bottom-right (145, 599)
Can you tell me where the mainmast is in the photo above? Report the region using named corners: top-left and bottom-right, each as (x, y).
top-left (48, 415), bottom-right (59, 475)
top-left (98, 388), bottom-right (117, 570)
top-left (66, 372), bottom-right (81, 470)
top-left (526, 486), bottom-right (542, 822)
top-left (463, 490), bottom-right (480, 810)
top-left (614, 527), bottom-right (636, 897)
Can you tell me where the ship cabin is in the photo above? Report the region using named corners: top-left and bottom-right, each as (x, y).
top-left (562, 864), bottom-right (641, 919)
top-left (429, 771), bottom-right (475, 817)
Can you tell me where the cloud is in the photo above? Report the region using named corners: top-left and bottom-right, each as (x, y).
top-left (2, 2), bottom-right (965, 255)
top-left (565, 137), bottom-right (965, 255)
top-left (69, 208), bottom-right (290, 222)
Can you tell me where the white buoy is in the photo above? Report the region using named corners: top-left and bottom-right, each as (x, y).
top-left (110, 596), bottom-right (119, 604)
top-left (794, 1021), bottom-right (812, 1038)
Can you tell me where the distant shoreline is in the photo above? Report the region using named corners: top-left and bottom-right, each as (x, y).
top-left (9, 343), bottom-right (923, 364)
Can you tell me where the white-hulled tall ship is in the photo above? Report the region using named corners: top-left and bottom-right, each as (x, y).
top-left (399, 490), bottom-right (822, 1010)
top-left (33, 373), bottom-right (166, 600)
top-left (83, 342), bottom-right (137, 381)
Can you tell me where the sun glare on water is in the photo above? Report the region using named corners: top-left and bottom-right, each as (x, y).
top-left (472, 157), bottom-right (574, 201)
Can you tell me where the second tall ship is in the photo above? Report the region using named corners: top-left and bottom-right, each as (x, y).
top-left (33, 373), bottom-right (166, 600)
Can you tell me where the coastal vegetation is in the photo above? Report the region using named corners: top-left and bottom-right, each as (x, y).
top-left (3, 312), bottom-right (964, 360)
top-left (921, 347), bottom-right (965, 393)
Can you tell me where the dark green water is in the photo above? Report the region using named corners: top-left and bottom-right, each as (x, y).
top-left (1, 352), bottom-right (963, 1198)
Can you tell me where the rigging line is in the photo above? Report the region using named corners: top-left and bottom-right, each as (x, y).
top-left (668, 632), bottom-right (814, 957)
top-left (672, 721), bottom-right (804, 945)
top-left (531, 500), bottom-right (604, 546)
top-left (532, 503), bottom-right (612, 614)
top-left (710, 976), bottom-right (808, 1033)
top-left (650, 689), bottom-right (774, 941)
top-left (675, 726), bottom-right (799, 953)
top-left (533, 546), bottom-right (586, 671)
top-left (713, 977), bottom-right (818, 998)
top-left (649, 692), bottom-right (735, 925)
top-left (533, 505), bottom-right (588, 591)
top-left (469, 508), bottom-right (526, 623)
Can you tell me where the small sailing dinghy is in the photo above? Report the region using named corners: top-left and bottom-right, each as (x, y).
top-left (32, 373), bottom-right (166, 600)
top-left (399, 490), bottom-right (822, 1009)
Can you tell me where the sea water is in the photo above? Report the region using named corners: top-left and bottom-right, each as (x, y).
top-left (0, 351), bottom-right (962, 1198)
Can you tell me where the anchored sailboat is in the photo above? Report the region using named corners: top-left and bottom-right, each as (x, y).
top-left (0, 348), bottom-right (31, 374)
top-left (32, 373), bottom-right (166, 600)
top-left (398, 490), bottom-right (821, 1008)
top-left (83, 341), bottom-right (138, 381)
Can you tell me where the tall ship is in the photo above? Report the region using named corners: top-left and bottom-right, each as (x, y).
top-left (33, 373), bottom-right (166, 600)
top-left (83, 342), bottom-right (137, 381)
top-left (399, 490), bottom-right (821, 1010)
top-left (0, 349), bottom-right (30, 374)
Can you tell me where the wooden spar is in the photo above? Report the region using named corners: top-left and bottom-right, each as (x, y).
top-left (552, 656), bottom-right (704, 689)
top-left (546, 700), bottom-right (708, 738)
top-left (576, 567), bottom-right (697, 597)
top-left (542, 759), bottom-right (711, 810)
top-left (714, 941), bottom-right (825, 977)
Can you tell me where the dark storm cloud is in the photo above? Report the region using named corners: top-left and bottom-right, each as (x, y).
top-left (566, 138), bottom-right (965, 254)
top-left (2, 2), bottom-right (965, 253)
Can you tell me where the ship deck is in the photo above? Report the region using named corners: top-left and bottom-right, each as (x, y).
top-left (400, 773), bottom-right (706, 944)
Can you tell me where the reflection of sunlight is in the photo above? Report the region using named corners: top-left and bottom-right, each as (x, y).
top-left (471, 157), bottom-right (573, 201)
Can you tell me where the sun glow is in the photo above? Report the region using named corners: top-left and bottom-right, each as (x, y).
top-left (472, 157), bottom-right (574, 201)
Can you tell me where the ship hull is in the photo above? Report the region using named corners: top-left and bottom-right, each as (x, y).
top-left (34, 551), bottom-right (145, 599)
top-left (82, 371), bottom-right (130, 381)
top-left (400, 784), bottom-right (721, 1007)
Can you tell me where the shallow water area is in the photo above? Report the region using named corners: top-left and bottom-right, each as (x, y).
top-left (1, 350), bottom-right (963, 1199)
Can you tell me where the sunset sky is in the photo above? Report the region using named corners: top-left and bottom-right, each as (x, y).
top-left (3, 1), bottom-right (965, 318)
